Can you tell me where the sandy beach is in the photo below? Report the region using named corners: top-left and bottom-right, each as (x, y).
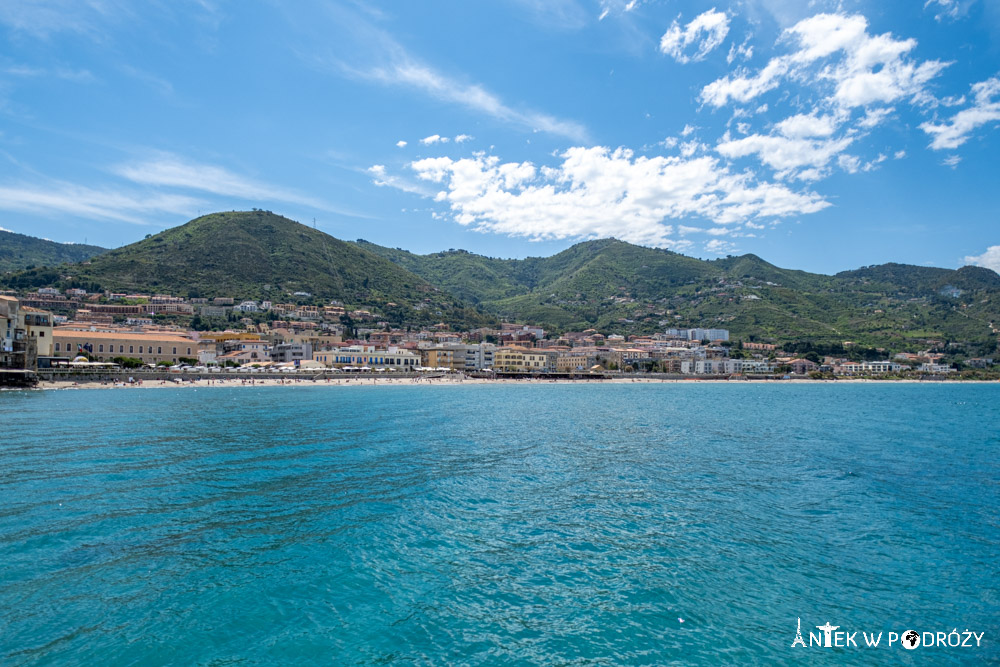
top-left (33, 375), bottom-right (998, 390)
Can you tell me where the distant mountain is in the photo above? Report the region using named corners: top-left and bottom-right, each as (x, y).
top-left (360, 238), bottom-right (1000, 350)
top-left (3, 212), bottom-right (997, 351)
top-left (2, 211), bottom-right (490, 326)
top-left (0, 229), bottom-right (106, 273)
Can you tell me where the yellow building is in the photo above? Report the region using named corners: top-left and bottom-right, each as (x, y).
top-left (493, 346), bottom-right (556, 372)
top-left (556, 352), bottom-right (598, 372)
top-left (1, 296), bottom-right (54, 369)
top-left (422, 348), bottom-right (459, 370)
top-left (53, 328), bottom-right (197, 365)
top-left (21, 306), bottom-right (54, 357)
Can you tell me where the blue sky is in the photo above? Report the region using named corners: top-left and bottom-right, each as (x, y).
top-left (1, 0), bottom-right (999, 275)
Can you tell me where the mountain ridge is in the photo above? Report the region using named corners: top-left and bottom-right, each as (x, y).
top-left (0, 228), bottom-right (107, 273)
top-left (1, 212), bottom-right (997, 351)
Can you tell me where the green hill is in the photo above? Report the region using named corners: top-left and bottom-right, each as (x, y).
top-left (3, 211), bottom-right (490, 327)
top-left (0, 229), bottom-right (106, 273)
top-left (359, 238), bottom-right (1000, 351)
top-left (3, 212), bottom-right (998, 352)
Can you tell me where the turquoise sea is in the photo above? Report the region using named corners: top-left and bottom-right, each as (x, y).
top-left (1, 383), bottom-right (998, 665)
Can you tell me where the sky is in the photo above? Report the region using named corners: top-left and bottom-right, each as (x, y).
top-left (1, 0), bottom-right (999, 275)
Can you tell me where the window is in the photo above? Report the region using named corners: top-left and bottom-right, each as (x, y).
top-left (157, 347), bottom-right (162, 354)
top-left (39, 331), bottom-right (45, 337)
top-left (55, 343), bottom-right (60, 352)
top-left (99, 344), bottom-right (104, 353)
top-left (139, 346), bottom-right (143, 353)
top-left (172, 347), bottom-right (177, 354)
top-left (129, 346), bottom-right (134, 353)
top-left (119, 345), bottom-right (124, 353)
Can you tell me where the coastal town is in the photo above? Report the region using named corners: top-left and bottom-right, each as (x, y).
top-left (3, 286), bottom-right (993, 386)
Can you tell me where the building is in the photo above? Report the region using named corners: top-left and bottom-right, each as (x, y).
top-left (422, 348), bottom-right (457, 370)
top-left (688, 328), bottom-right (730, 342)
top-left (493, 346), bottom-right (557, 372)
top-left (786, 358), bottom-right (819, 375)
top-left (21, 306), bottom-right (54, 358)
top-left (52, 328), bottom-right (198, 365)
top-left (312, 345), bottom-right (419, 369)
top-left (918, 363), bottom-right (955, 374)
top-left (200, 306), bottom-right (228, 318)
top-left (271, 342), bottom-right (313, 364)
top-left (215, 339), bottom-right (270, 366)
top-left (556, 351), bottom-right (599, 372)
top-left (420, 343), bottom-right (496, 371)
top-left (1, 297), bottom-right (55, 370)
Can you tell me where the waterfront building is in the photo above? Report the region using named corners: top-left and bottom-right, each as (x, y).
top-left (52, 328), bottom-right (197, 364)
top-left (493, 346), bottom-right (557, 372)
top-left (271, 342), bottom-right (313, 364)
top-left (312, 345), bottom-right (419, 369)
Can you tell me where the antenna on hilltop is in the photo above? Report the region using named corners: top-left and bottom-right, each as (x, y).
top-left (313, 218), bottom-right (317, 229)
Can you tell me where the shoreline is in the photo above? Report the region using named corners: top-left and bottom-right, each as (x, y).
top-left (27, 376), bottom-right (1000, 391)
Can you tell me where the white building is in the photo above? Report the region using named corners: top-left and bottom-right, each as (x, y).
top-left (313, 345), bottom-right (420, 369)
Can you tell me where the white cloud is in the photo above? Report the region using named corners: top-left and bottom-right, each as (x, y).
top-left (396, 140), bottom-right (407, 148)
top-left (920, 76), bottom-right (1000, 150)
top-left (368, 164), bottom-right (432, 196)
top-left (115, 153), bottom-right (335, 211)
top-left (857, 107), bottom-right (895, 129)
top-left (894, 150), bottom-right (906, 159)
top-left (362, 60), bottom-right (588, 142)
top-left (701, 57), bottom-right (789, 107)
top-left (420, 134), bottom-right (449, 145)
top-left (392, 147), bottom-right (829, 247)
top-left (775, 112), bottom-right (839, 138)
top-left (3, 64), bottom-right (95, 83)
top-left (301, 3), bottom-right (588, 142)
top-left (660, 9), bottom-right (730, 64)
top-left (942, 155), bottom-right (961, 168)
top-left (0, 182), bottom-right (200, 224)
top-left (963, 245), bottom-right (1000, 273)
top-left (837, 154), bottom-right (861, 173)
top-left (925, 0), bottom-right (962, 22)
top-left (716, 132), bottom-right (853, 179)
top-left (704, 239), bottom-right (737, 254)
top-left (454, 134), bottom-right (474, 143)
top-left (700, 13), bottom-right (948, 111)
top-left (727, 37), bottom-right (753, 65)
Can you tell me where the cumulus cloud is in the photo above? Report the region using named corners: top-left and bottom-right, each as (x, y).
top-left (920, 75), bottom-right (1000, 150)
top-left (717, 130), bottom-right (852, 180)
top-left (704, 238), bottom-right (737, 254)
top-left (963, 245), bottom-right (1000, 273)
top-left (454, 134), bottom-right (474, 143)
top-left (420, 134), bottom-right (449, 145)
top-left (381, 147), bottom-right (829, 247)
top-left (660, 9), bottom-right (730, 64)
top-left (700, 13), bottom-right (947, 111)
top-left (775, 112), bottom-right (839, 138)
top-left (396, 140), bottom-right (407, 148)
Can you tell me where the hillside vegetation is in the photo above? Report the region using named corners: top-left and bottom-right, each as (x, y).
top-left (360, 239), bottom-right (1000, 350)
top-left (2, 211), bottom-right (997, 352)
top-left (3, 211), bottom-right (490, 327)
top-left (0, 229), bottom-right (106, 273)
